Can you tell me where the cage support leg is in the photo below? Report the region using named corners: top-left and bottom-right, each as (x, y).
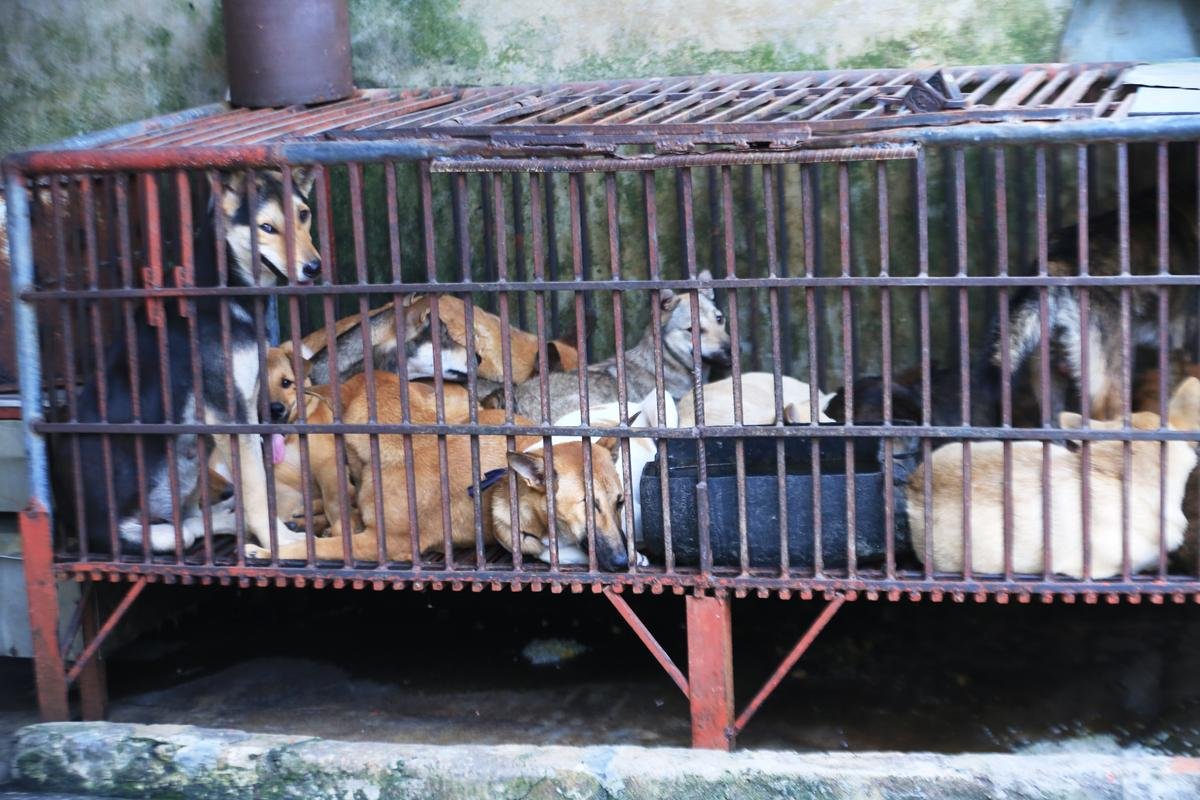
top-left (686, 594), bottom-right (735, 750)
top-left (20, 504), bottom-right (69, 721)
top-left (77, 589), bottom-right (109, 721)
top-left (733, 593), bottom-right (845, 737)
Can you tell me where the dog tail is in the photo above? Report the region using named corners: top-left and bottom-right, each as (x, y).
top-left (996, 287), bottom-right (1045, 373)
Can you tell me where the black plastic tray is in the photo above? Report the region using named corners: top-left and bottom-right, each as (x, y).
top-left (638, 424), bottom-right (918, 569)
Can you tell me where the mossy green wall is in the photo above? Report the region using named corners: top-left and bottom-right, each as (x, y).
top-left (1, 0), bottom-right (1072, 155)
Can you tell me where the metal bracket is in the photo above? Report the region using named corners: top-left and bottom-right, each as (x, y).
top-left (732, 593), bottom-right (845, 737)
top-left (604, 590), bottom-right (689, 697)
top-left (64, 578), bottom-right (147, 686)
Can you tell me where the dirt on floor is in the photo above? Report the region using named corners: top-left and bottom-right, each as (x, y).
top-left (4, 587), bottom-right (1200, 755)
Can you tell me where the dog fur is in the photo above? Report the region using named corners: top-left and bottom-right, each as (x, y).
top-left (549, 388), bottom-right (679, 546)
top-left (61, 169), bottom-right (319, 554)
top-left (512, 274), bottom-right (733, 422)
top-left (248, 371), bottom-right (632, 570)
top-left (996, 192), bottom-right (1199, 421)
top-left (496, 438), bottom-right (631, 571)
top-left (677, 373), bottom-right (834, 426)
top-left (907, 377), bottom-right (1200, 579)
top-left (304, 295), bottom-right (473, 386)
top-left (304, 294), bottom-right (576, 387)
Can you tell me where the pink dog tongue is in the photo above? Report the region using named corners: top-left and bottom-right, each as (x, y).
top-left (271, 433), bottom-right (286, 465)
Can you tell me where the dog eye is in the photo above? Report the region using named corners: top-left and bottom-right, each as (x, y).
top-left (715, 312), bottom-right (724, 324)
top-left (259, 222), bottom-right (277, 234)
top-left (281, 378), bottom-right (292, 389)
top-left (616, 495), bottom-right (625, 507)
top-left (298, 208), bottom-right (310, 224)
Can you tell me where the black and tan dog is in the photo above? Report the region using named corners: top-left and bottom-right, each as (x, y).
top-left (61, 169), bottom-right (320, 554)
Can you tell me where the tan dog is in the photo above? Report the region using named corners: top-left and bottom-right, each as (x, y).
top-left (248, 371), bottom-right (631, 569)
top-left (264, 342), bottom-right (326, 528)
top-left (496, 437), bottom-right (631, 571)
top-left (303, 294), bottom-right (577, 386)
top-left (908, 378), bottom-right (1200, 579)
top-left (677, 373), bottom-right (835, 426)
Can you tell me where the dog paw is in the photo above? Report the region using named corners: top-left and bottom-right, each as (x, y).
top-left (244, 544), bottom-right (271, 560)
top-left (635, 551), bottom-right (651, 568)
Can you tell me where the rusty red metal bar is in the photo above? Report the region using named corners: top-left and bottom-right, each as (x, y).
top-left (732, 594), bottom-right (845, 735)
top-left (64, 579), bottom-right (147, 685)
top-left (605, 590), bottom-right (690, 697)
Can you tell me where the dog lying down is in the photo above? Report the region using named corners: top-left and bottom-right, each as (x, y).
top-left (907, 377), bottom-right (1200, 579)
top-left (677, 373), bottom-right (835, 426)
top-left (248, 371), bottom-right (634, 571)
top-left (550, 388), bottom-right (680, 551)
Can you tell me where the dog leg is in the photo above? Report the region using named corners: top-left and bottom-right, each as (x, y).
top-left (225, 433), bottom-right (306, 549)
top-left (119, 518), bottom-right (197, 553)
top-left (247, 528), bottom-right (404, 561)
top-left (550, 542), bottom-right (589, 565)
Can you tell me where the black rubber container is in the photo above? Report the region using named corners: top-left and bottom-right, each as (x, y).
top-left (639, 425), bottom-right (918, 569)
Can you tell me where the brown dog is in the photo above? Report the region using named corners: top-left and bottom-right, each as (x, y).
top-left (248, 371), bottom-right (630, 570)
top-left (303, 294), bottom-right (577, 387)
top-left (495, 438), bottom-right (630, 571)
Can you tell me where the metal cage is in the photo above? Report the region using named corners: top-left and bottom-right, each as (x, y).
top-left (6, 62), bottom-right (1200, 749)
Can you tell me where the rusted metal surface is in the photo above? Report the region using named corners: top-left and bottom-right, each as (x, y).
top-left (733, 594), bottom-right (845, 735)
top-left (605, 590), bottom-right (690, 697)
top-left (222, 0), bottom-right (352, 108)
top-left (6, 61), bottom-right (1200, 745)
top-left (19, 504), bottom-right (69, 721)
top-left (77, 587), bottom-right (109, 721)
top-left (686, 595), bottom-right (735, 750)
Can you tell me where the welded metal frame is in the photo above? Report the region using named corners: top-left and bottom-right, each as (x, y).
top-left (7, 62), bottom-right (1200, 750)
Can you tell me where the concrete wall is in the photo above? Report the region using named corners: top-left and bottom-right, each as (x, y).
top-left (0, 0), bottom-right (1075, 155)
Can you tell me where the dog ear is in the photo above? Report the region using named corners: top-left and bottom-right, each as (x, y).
top-left (1169, 377), bottom-right (1200, 430)
top-left (659, 289), bottom-right (681, 312)
top-left (221, 170), bottom-right (247, 196)
top-left (507, 452), bottom-right (547, 491)
top-left (548, 341), bottom-right (579, 373)
top-left (290, 167), bottom-right (316, 197)
top-left (218, 171), bottom-right (248, 218)
top-left (697, 269), bottom-right (715, 299)
top-left (594, 436), bottom-right (621, 462)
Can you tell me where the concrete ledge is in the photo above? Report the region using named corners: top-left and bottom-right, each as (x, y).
top-left (10, 722), bottom-right (1200, 800)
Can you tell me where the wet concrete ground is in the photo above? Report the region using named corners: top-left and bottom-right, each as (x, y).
top-left (4, 586), bottom-right (1200, 757)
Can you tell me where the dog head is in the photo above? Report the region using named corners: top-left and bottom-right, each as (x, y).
top-left (265, 340), bottom-right (314, 423)
top-left (506, 438), bottom-right (630, 571)
top-left (659, 271), bottom-right (732, 368)
top-left (400, 295), bottom-right (475, 380)
top-left (219, 168), bottom-right (320, 287)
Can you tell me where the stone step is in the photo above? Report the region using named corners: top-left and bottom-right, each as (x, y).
top-left (9, 721), bottom-right (1200, 800)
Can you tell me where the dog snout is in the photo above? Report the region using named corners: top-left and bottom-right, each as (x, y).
top-left (269, 401), bottom-right (287, 421)
top-left (301, 259), bottom-right (322, 280)
top-left (705, 344), bottom-right (733, 367)
top-left (595, 536), bottom-right (630, 571)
